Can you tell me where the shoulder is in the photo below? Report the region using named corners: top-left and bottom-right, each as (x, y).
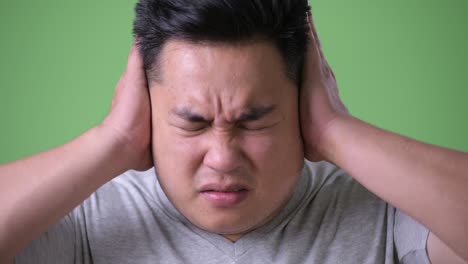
top-left (296, 161), bottom-right (388, 227)
top-left (278, 161), bottom-right (394, 263)
top-left (304, 160), bottom-right (382, 206)
top-left (89, 168), bottom-right (158, 205)
top-left (301, 161), bottom-right (390, 241)
top-left (304, 161), bottom-right (432, 263)
top-left (71, 168), bottom-right (161, 230)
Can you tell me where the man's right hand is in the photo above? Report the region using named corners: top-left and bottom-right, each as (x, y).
top-left (100, 42), bottom-right (153, 171)
top-left (0, 42), bottom-right (153, 260)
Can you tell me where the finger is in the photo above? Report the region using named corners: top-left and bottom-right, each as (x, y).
top-left (304, 14), bottom-right (324, 78)
top-left (306, 10), bottom-right (329, 65)
top-left (125, 40), bottom-right (147, 85)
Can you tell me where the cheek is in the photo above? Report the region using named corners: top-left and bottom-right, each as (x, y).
top-left (151, 129), bottom-right (205, 203)
top-left (245, 119), bottom-right (303, 157)
top-left (153, 129), bottom-right (202, 167)
top-left (151, 121), bottom-right (204, 189)
top-left (241, 127), bottom-right (304, 194)
top-left (241, 135), bottom-right (276, 163)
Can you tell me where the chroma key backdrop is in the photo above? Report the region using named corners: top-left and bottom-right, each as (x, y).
top-left (1, 0), bottom-right (467, 164)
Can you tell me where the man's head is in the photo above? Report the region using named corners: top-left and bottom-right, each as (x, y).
top-left (133, 0), bottom-right (309, 241)
top-left (134, 0), bottom-right (309, 85)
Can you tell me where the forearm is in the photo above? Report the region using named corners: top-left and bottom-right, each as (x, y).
top-left (318, 116), bottom-right (468, 260)
top-left (0, 126), bottom-right (129, 259)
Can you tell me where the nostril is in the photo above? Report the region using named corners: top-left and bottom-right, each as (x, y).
top-left (203, 147), bottom-right (242, 174)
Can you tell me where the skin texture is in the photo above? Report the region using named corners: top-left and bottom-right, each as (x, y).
top-left (149, 41), bottom-right (304, 240)
top-left (0, 10), bottom-right (466, 264)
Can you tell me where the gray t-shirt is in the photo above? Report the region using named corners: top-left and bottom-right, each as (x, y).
top-left (16, 161), bottom-right (430, 263)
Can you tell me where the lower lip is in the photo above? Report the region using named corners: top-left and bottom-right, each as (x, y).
top-left (200, 190), bottom-right (248, 207)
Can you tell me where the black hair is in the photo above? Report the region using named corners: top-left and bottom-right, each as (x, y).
top-left (133, 0), bottom-right (309, 85)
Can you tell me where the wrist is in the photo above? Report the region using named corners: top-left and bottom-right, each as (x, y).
top-left (308, 114), bottom-right (352, 163)
top-left (86, 125), bottom-right (135, 177)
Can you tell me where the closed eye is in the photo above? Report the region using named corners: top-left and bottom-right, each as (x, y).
top-left (237, 121), bottom-right (279, 131)
top-left (175, 123), bottom-right (209, 132)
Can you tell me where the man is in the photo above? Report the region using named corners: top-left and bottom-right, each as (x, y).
top-left (1, 0), bottom-right (467, 263)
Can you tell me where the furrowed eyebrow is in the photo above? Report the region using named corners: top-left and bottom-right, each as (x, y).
top-left (171, 105), bottom-right (276, 123)
top-left (171, 108), bottom-right (210, 122)
top-left (237, 105), bottom-right (276, 122)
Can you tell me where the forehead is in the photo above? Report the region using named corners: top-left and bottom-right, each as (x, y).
top-left (153, 39), bottom-right (291, 87)
top-left (149, 40), bottom-right (296, 115)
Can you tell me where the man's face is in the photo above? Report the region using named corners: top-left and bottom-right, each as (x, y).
top-left (149, 40), bottom-right (304, 241)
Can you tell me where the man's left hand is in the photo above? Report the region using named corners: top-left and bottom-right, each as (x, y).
top-left (300, 10), bottom-right (349, 162)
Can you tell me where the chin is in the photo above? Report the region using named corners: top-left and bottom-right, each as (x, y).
top-left (188, 209), bottom-right (262, 236)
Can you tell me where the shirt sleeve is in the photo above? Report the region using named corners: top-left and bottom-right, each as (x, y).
top-left (394, 209), bottom-right (431, 264)
top-left (15, 213), bottom-right (79, 264)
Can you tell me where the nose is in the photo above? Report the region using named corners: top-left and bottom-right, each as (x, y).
top-left (203, 132), bottom-right (243, 174)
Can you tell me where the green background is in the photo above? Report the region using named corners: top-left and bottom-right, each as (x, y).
top-left (0, 0), bottom-right (467, 164)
